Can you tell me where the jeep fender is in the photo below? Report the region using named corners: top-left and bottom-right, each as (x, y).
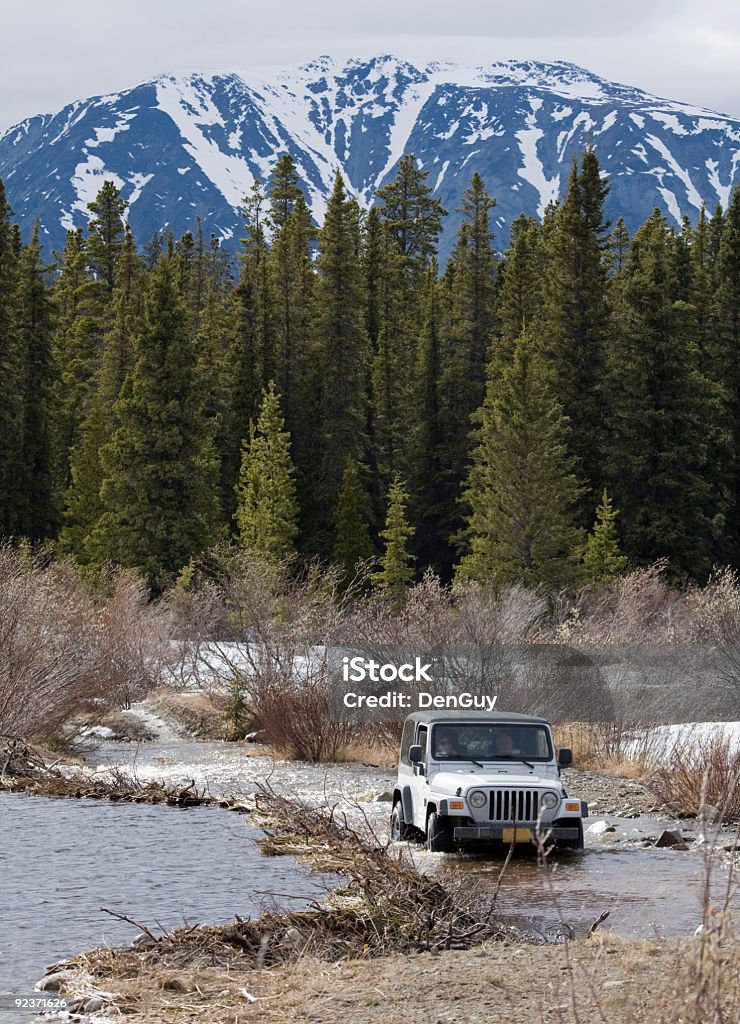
top-left (393, 786), bottom-right (414, 826)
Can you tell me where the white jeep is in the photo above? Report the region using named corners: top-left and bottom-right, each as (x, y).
top-left (390, 711), bottom-right (587, 852)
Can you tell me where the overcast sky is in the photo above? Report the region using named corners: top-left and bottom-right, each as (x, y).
top-left (2, 1), bottom-right (739, 131)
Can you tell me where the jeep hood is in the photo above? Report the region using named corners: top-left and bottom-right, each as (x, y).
top-left (430, 770), bottom-right (562, 794)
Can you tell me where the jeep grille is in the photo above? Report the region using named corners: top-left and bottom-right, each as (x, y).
top-left (489, 789), bottom-right (540, 823)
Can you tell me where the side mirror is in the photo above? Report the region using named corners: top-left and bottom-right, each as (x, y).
top-left (558, 747), bottom-right (573, 768)
top-left (409, 744), bottom-right (423, 764)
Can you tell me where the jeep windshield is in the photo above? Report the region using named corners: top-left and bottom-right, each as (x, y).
top-left (431, 723), bottom-right (553, 763)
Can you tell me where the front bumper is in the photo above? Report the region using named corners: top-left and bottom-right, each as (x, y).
top-left (453, 825), bottom-right (581, 843)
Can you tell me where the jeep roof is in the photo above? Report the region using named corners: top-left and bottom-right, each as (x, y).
top-left (403, 710), bottom-right (550, 726)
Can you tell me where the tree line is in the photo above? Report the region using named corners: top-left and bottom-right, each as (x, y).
top-left (1, 148), bottom-right (739, 594)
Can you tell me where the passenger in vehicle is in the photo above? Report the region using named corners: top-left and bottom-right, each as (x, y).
top-left (492, 730), bottom-right (517, 756)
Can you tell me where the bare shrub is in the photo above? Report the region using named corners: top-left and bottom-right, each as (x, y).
top-left (648, 729), bottom-right (740, 821)
top-left (95, 568), bottom-right (175, 708)
top-left (553, 721), bottom-right (662, 774)
top-left (554, 561), bottom-right (695, 643)
top-left (166, 546), bottom-right (365, 759)
top-left (0, 545), bottom-right (177, 742)
top-left (452, 579), bottom-right (547, 644)
top-left (688, 567), bottom-right (740, 708)
top-left (255, 677), bottom-right (356, 762)
top-left (0, 546), bottom-right (107, 740)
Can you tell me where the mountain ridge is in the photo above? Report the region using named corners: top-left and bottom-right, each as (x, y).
top-left (2, 54), bottom-right (739, 259)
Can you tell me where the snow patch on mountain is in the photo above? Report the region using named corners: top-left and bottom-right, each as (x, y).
top-left (70, 154), bottom-right (125, 216)
top-left (515, 97), bottom-right (560, 218)
top-left (155, 76), bottom-right (258, 209)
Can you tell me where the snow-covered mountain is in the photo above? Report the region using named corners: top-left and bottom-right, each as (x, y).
top-left (1, 54), bottom-right (739, 261)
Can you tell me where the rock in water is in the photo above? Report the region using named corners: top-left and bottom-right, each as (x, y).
top-left (655, 829), bottom-right (686, 848)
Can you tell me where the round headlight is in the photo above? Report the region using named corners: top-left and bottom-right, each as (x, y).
top-left (468, 790), bottom-right (487, 809)
top-left (541, 791), bottom-right (560, 810)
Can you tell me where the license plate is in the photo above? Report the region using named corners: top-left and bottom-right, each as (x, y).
top-left (502, 827), bottom-right (532, 843)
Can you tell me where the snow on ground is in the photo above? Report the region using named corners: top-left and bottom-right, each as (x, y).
top-left (627, 721), bottom-right (740, 761)
top-left (120, 701), bottom-right (182, 742)
top-left (161, 641), bottom-right (325, 693)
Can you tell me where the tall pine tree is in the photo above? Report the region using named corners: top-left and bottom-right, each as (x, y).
top-left (0, 179), bottom-right (24, 536)
top-left (90, 255), bottom-right (219, 586)
top-left (302, 173), bottom-right (369, 557)
top-left (375, 474), bottom-right (415, 608)
top-left (538, 149), bottom-right (610, 509)
top-left (333, 457), bottom-right (373, 582)
top-left (235, 382), bottom-right (298, 561)
top-left (605, 210), bottom-right (720, 577)
top-left (458, 329), bottom-right (584, 589)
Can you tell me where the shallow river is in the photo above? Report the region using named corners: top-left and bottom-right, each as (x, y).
top-left (1, 738), bottom-right (737, 1010)
top-left (0, 792), bottom-right (333, 999)
top-left (426, 828), bottom-right (737, 940)
top-left (85, 739), bottom-right (738, 941)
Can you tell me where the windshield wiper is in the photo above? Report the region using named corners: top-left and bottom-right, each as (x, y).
top-left (439, 755), bottom-right (486, 768)
top-left (488, 754), bottom-right (536, 770)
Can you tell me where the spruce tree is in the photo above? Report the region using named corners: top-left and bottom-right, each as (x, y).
top-left (17, 223), bottom-right (57, 539)
top-left (267, 153), bottom-right (303, 231)
top-left (605, 210), bottom-right (719, 576)
top-left (714, 186), bottom-right (740, 564)
top-left (376, 154), bottom-right (445, 281)
top-left (690, 206), bottom-right (719, 377)
top-left (370, 155), bottom-right (446, 493)
top-left (302, 172), bottom-right (369, 557)
top-left (51, 228), bottom-right (102, 501)
top-left (235, 382), bottom-right (298, 561)
top-left (61, 226), bottom-right (144, 558)
top-left (436, 174), bottom-right (497, 572)
top-left (582, 489), bottom-right (628, 583)
top-left (375, 474), bottom-right (414, 607)
top-left (458, 330), bottom-right (584, 590)
top-left (538, 149), bottom-right (610, 508)
top-left (90, 255), bottom-right (219, 586)
top-left (224, 181), bottom-right (277, 517)
top-left (195, 236), bottom-right (236, 524)
top-left (410, 265), bottom-right (448, 573)
top-left (333, 457), bottom-right (373, 582)
top-left (268, 192), bottom-right (315, 437)
top-left (606, 217), bottom-right (631, 277)
top-left (0, 180), bottom-right (24, 536)
top-left (86, 180), bottom-right (127, 293)
top-left (493, 214), bottom-right (543, 374)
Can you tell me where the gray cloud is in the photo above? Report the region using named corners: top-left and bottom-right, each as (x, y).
top-left (2, 0), bottom-right (739, 130)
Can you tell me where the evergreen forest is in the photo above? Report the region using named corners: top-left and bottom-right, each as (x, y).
top-left (2, 148), bottom-right (740, 595)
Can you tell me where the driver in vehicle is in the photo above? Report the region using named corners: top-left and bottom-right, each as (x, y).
top-left (434, 731), bottom-right (461, 757)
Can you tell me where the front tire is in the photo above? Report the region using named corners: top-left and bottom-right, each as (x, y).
top-left (390, 801), bottom-right (414, 842)
top-left (426, 811), bottom-right (453, 853)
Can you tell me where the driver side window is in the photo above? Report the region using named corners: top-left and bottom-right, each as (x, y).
top-left (417, 725), bottom-right (428, 762)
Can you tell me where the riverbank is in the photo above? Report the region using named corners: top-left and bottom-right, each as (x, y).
top-left (44, 931), bottom-right (738, 1024)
